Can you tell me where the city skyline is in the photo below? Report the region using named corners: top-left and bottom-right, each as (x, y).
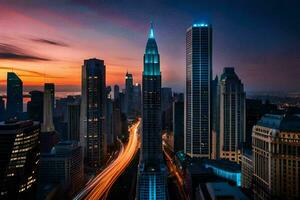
top-left (0, 0), bottom-right (300, 94)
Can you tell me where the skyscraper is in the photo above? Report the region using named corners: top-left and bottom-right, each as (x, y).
top-left (44, 83), bottom-right (55, 112)
top-left (173, 93), bottom-right (184, 153)
top-left (219, 67), bottom-right (245, 163)
top-left (252, 114), bottom-right (300, 199)
top-left (125, 72), bottom-right (134, 118)
top-left (185, 24), bottom-right (212, 158)
top-left (27, 90), bottom-right (44, 122)
top-left (133, 83), bottom-right (142, 116)
top-left (67, 103), bottom-right (80, 141)
top-left (40, 84), bottom-right (58, 153)
top-left (0, 120), bottom-right (40, 199)
top-left (161, 87), bottom-right (173, 132)
top-left (42, 86), bottom-right (55, 133)
top-left (113, 84), bottom-right (120, 100)
top-left (0, 96), bottom-right (5, 121)
top-left (6, 72), bottom-right (23, 119)
top-left (137, 23), bottom-right (168, 200)
top-left (83, 58), bottom-right (106, 167)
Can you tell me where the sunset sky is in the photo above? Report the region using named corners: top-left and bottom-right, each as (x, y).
top-left (0, 0), bottom-right (299, 94)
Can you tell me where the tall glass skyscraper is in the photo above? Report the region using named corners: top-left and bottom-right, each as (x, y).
top-left (185, 24), bottom-right (212, 158)
top-left (136, 23), bottom-right (167, 200)
top-left (82, 58), bottom-right (107, 167)
top-left (6, 72), bottom-right (23, 119)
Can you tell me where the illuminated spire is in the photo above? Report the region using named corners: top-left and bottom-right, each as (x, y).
top-left (149, 22), bottom-right (154, 39)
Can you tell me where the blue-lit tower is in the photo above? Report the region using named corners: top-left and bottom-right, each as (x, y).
top-left (185, 23), bottom-right (212, 158)
top-left (136, 23), bottom-right (168, 200)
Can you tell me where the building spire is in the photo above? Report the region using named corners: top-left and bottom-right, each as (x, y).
top-left (149, 22), bottom-right (154, 39)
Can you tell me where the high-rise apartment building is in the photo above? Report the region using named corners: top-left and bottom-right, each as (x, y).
top-left (82, 58), bottom-right (107, 167)
top-left (0, 120), bottom-right (40, 199)
top-left (219, 67), bottom-right (245, 163)
top-left (185, 24), bottom-right (212, 158)
top-left (136, 23), bottom-right (168, 200)
top-left (252, 114), bottom-right (300, 199)
top-left (6, 72), bottom-right (23, 119)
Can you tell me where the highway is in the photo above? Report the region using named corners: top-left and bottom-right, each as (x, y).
top-left (73, 119), bottom-right (141, 200)
top-left (162, 133), bottom-right (189, 200)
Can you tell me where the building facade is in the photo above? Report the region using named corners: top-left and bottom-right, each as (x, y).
top-left (136, 23), bottom-right (168, 200)
top-left (39, 141), bottom-right (84, 196)
top-left (0, 120), bottom-right (40, 199)
top-left (83, 58), bottom-right (107, 167)
top-left (173, 93), bottom-right (184, 153)
top-left (185, 24), bottom-right (212, 158)
top-left (219, 67), bottom-right (245, 163)
top-left (27, 90), bottom-right (44, 122)
top-left (6, 72), bottom-right (23, 119)
top-left (67, 103), bottom-right (80, 141)
top-left (125, 72), bottom-right (134, 118)
top-left (252, 114), bottom-right (300, 199)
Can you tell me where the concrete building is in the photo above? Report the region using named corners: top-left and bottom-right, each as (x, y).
top-left (252, 114), bottom-right (300, 199)
top-left (241, 148), bottom-right (253, 190)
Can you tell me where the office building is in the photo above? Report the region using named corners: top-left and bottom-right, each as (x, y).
top-left (39, 141), bottom-right (84, 197)
top-left (27, 90), bottom-right (44, 122)
top-left (112, 100), bottom-right (122, 142)
top-left (0, 96), bottom-right (5, 121)
top-left (80, 63), bottom-right (87, 154)
top-left (133, 83), bottom-right (142, 116)
top-left (125, 72), bottom-right (134, 118)
top-left (82, 58), bottom-right (107, 167)
top-left (136, 23), bottom-right (168, 200)
top-left (252, 114), bottom-right (300, 199)
top-left (44, 83), bottom-right (55, 111)
top-left (6, 72), bottom-right (23, 119)
top-left (39, 85), bottom-right (59, 154)
top-left (67, 103), bottom-right (80, 141)
top-left (106, 98), bottom-right (113, 146)
top-left (114, 84), bottom-right (120, 100)
top-left (185, 24), bottom-right (212, 158)
top-left (173, 93), bottom-right (184, 153)
top-left (211, 76), bottom-right (219, 159)
top-left (0, 120), bottom-right (40, 199)
top-left (219, 67), bottom-right (245, 163)
top-left (161, 87), bottom-right (173, 132)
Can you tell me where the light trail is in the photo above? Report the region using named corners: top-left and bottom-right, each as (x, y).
top-left (73, 119), bottom-right (141, 200)
top-left (162, 133), bottom-right (189, 200)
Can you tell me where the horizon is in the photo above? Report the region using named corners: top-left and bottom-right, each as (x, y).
top-left (0, 0), bottom-right (299, 94)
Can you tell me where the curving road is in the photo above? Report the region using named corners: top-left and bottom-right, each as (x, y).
top-left (74, 119), bottom-right (141, 200)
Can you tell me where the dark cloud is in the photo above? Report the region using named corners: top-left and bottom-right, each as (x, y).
top-left (0, 43), bottom-right (51, 61)
top-left (0, 66), bottom-right (63, 79)
top-left (31, 38), bottom-right (69, 47)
